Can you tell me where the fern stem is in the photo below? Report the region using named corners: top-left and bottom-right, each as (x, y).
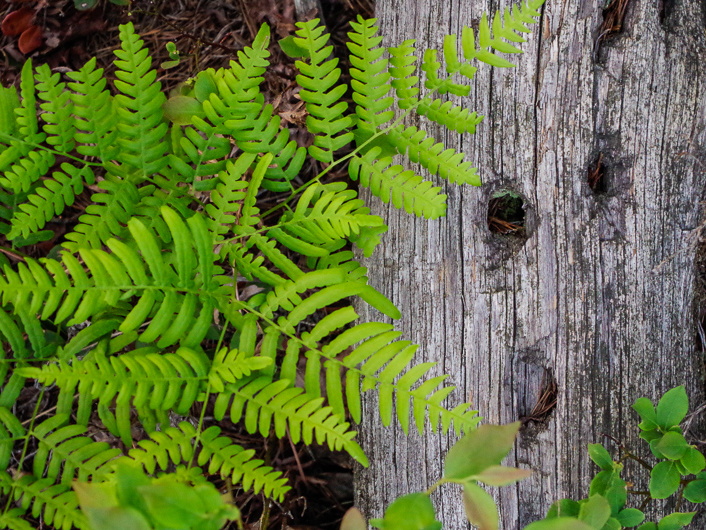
top-left (189, 319), bottom-right (231, 470)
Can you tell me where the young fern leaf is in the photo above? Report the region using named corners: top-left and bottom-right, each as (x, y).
top-left (387, 125), bottom-right (481, 186)
top-left (212, 377), bottom-right (368, 466)
top-left (113, 22), bottom-right (168, 177)
top-left (126, 422), bottom-right (290, 501)
top-left (0, 508), bottom-right (33, 530)
top-left (202, 25), bottom-right (305, 191)
top-left (0, 471), bottom-right (88, 530)
top-left (30, 414), bottom-right (120, 485)
top-left (66, 57), bottom-right (118, 162)
top-left (294, 20), bottom-right (354, 163)
top-left (349, 147), bottom-right (447, 219)
top-left (276, 182), bottom-right (386, 249)
top-left (208, 347), bottom-right (273, 393)
top-left (7, 164), bottom-right (95, 240)
top-left (35, 64), bottom-right (75, 154)
top-left (347, 16), bottom-right (394, 147)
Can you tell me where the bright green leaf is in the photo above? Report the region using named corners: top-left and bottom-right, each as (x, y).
top-left (656, 386), bottom-right (688, 429)
top-left (680, 446), bottom-right (706, 475)
top-left (444, 422), bottom-right (521, 480)
top-left (139, 482), bottom-right (206, 528)
top-left (616, 508), bottom-right (645, 527)
top-left (379, 493), bottom-right (441, 530)
top-left (279, 35), bottom-right (310, 58)
top-left (657, 512), bottom-right (696, 530)
top-left (523, 518), bottom-right (594, 530)
top-left (578, 495), bottom-right (611, 529)
top-left (546, 499), bottom-right (580, 519)
top-left (633, 397), bottom-right (658, 430)
top-left (588, 444), bottom-right (614, 471)
top-left (655, 431), bottom-right (689, 460)
top-left (162, 96), bottom-right (205, 125)
top-left (683, 479), bottom-right (706, 503)
top-left (649, 461), bottom-right (681, 499)
top-left (462, 482), bottom-right (498, 530)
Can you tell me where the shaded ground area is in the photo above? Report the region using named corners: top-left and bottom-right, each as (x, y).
top-left (0, 0), bottom-right (372, 528)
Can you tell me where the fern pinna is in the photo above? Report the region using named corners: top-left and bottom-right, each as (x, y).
top-left (0, 1), bottom-right (543, 527)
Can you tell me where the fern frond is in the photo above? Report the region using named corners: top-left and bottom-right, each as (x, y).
top-left (294, 20), bottom-right (354, 163)
top-left (21, 347), bottom-right (210, 417)
top-left (208, 348), bottom-right (273, 393)
top-left (0, 471), bottom-right (88, 530)
top-left (0, 148), bottom-right (54, 194)
top-left (416, 97), bottom-right (484, 134)
top-left (388, 125), bottom-right (481, 185)
top-left (6, 207), bottom-right (224, 350)
top-left (62, 177), bottom-right (142, 251)
top-left (0, 406), bottom-right (25, 470)
top-left (7, 164), bottom-right (95, 240)
top-left (113, 22), bottom-right (168, 176)
top-left (347, 16), bottom-right (394, 146)
top-left (203, 25), bottom-right (305, 191)
top-left (0, 508), bottom-right (33, 530)
top-left (276, 182), bottom-right (386, 247)
top-left (30, 414), bottom-right (120, 484)
top-left (66, 57), bottom-right (118, 162)
top-left (348, 148), bottom-right (447, 219)
top-left (13, 60), bottom-right (44, 145)
top-left (126, 421), bottom-right (291, 501)
top-left (388, 39), bottom-right (419, 110)
top-left (169, 116), bottom-right (230, 185)
top-left (35, 64), bottom-right (75, 154)
top-left (213, 377), bottom-right (368, 466)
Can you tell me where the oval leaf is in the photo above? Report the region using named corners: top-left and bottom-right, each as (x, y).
top-left (162, 95), bottom-right (205, 125)
top-left (444, 422), bottom-right (521, 480)
top-left (380, 493), bottom-right (441, 530)
top-left (340, 507), bottom-right (367, 530)
top-left (649, 461), bottom-right (681, 499)
top-left (462, 482), bottom-right (498, 530)
top-left (588, 444), bottom-right (614, 471)
top-left (473, 465), bottom-right (532, 486)
top-left (656, 386), bottom-right (688, 429)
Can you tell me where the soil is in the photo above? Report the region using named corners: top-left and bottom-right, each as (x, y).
top-left (0, 0), bottom-right (373, 528)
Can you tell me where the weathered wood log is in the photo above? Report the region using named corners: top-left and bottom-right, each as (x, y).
top-left (354, 0), bottom-right (706, 527)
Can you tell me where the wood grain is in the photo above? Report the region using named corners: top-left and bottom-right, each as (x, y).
top-left (354, 0), bottom-right (706, 527)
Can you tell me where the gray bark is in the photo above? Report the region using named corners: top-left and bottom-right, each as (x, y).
top-left (354, 0), bottom-right (706, 527)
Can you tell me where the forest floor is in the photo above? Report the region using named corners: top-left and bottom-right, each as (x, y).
top-left (0, 0), bottom-right (372, 528)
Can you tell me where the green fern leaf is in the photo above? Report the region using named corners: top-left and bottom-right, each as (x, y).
top-left (348, 148), bottom-right (447, 219)
top-left (388, 39), bottom-right (419, 110)
top-left (66, 57), bottom-right (118, 163)
top-left (0, 406), bottom-right (25, 470)
top-left (30, 414), bottom-right (120, 484)
top-left (208, 347), bottom-right (273, 393)
top-left (347, 16), bottom-right (394, 147)
top-left (7, 163), bottom-right (95, 240)
top-left (0, 471), bottom-right (89, 530)
top-left (294, 20), bottom-right (354, 163)
top-left (62, 177), bottom-right (142, 251)
top-left (416, 97), bottom-right (484, 134)
top-left (277, 182), bottom-right (386, 247)
top-left (126, 421), bottom-right (291, 501)
top-left (0, 148), bottom-right (54, 194)
top-left (213, 377), bottom-right (368, 466)
top-left (0, 508), bottom-right (33, 530)
top-left (388, 125), bottom-right (481, 185)
top-left (113, 22), bottom-right (168, 176)
top-left (35, 64), bottom-right (76, 153)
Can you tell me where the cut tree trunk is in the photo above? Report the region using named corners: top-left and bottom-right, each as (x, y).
top-left (354, 0), bottom-right (706, 527)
